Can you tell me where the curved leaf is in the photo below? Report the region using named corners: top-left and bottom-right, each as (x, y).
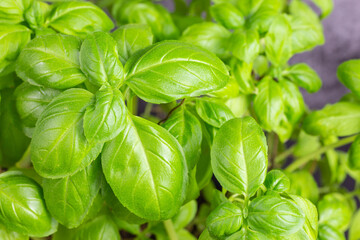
top-left (206, 202), bottom-right (243, 238)
top-left (162, 105), bottom-right (202, 170)
top-left (337, 59), bottom-right (360, 97)
top-left (31, 88), bottom-right (103, 178)
top-left (226, 227), bottom-right (271, 240)
top-left (16, 34), bottom-right (86, 89)
top-left (83, 87), bottom-right (127, 143)
top-left (102, 114), bottom-right (187, 220)
top-left (124, 41), bottom-right (229, 104)
top-left (318, 224), bottom-right (345, 240)
top-left (0, 222), bottom-right (28, 240)
top-left (196, 98), bottom-right (235, 128)
top-left (287, 170), bottom-right (319, 203)
top-left (349, 134), bottom-right (360, 170)
top-left (248, 195), bottom-right (305, 236)
top-left (80, 32), bottom-right (124, 88)
top-left (211, 117), bottom-right (268, 197)
top-left (284, 63), bottom-right (322, 93)
top-left (48, 2), bottom-right (114, 38)
top-left (15, 82), bottom-right (61, 128)
top-left (303, 102), bottom-right (360, 137)
top-left (210, 3), bottom-right (244, 29)
top-left (0, 24), bottom-right (31, 76)
top-left (349, 209), bottom-right (360, 240)
top-left (111, 24), bottom-right (154, 64)
top-left (43, 159), bottom-right (102, 228)
top-left (0, 0), bottom-right (33, 24)
top-left (264, 169), bottom-right (290, 193)
top-left (0, 171), bottom-right (57, 237)
top-left (229, 29), bottom-right (260, 63)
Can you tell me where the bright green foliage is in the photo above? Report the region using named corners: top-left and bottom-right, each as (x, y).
top-left (349, 135), bottom-right (360, 170)
top-left (0, 171), bottom-right (58, 237)
top-left (264, 169), bottom-right (290, 193)
top-left (211, 117), bottom-right (268, 197)
top-left (284, 63), bottom-right (322, 93)
top-left (337, 59), bottom-right (360, 97)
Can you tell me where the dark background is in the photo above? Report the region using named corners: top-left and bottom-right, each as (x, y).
top-left (161, 0), bottom-right (360, 109)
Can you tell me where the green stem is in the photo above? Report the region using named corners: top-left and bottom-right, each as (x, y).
top-left (128, 95), bottom-right (138, 115)
top-left (286, 135), bottom-right (357, 172)
top-left (16, 145), bottom-right (31, 168)
top-left (163, 219), bottom-right (178, 240)
top-left (275, 145), bottom-right (295, 163)
top-left (143, 103), bottom-right (153, 117)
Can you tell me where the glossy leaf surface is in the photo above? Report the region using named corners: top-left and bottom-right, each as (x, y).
top-left (284, 63), bottom-right (322, 93)
top-left (211, 117), bottom-right (268, 197)
top-left (196, 98), bottom-right (235, 128)
top-left (264, 169), bottom-right (290, 193)
top-left (337, 59), bottom-right (360, 97)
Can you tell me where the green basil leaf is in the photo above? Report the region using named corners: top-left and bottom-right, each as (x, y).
top-left (208, 76), bottom-right (240, 99)
top-left (31, 88), bottom-right (103, 178)
top-left (111, 24), bottom-right (154, 64)
top-left (199, 229), bottom-right (216, 240)
top-left (311, 0), bottom-right (333, 19)
top-left (172, 200), bottom-right (197, 230)
top-left (293, 131), bottom-right (321, 158)
top-left (83, 87), bottom-right (126, 143)
top-left (0, 89), bottom-right (30, 167)
top-left (349, 134), bottom-right (360, 170)
top-left (318, 193), bottom-right (353, 231)
top-left (287, 170), bottom-right (319, 204)
top-left (206, 202), bottom-right (243, 238)
top-left (236, 0), bottom-right (264, 16)
top-left (124, 41), bottom-right (229, 104)
top-left (43, 159), bottom-right (102, 228)
top-left (210, 3), bottom-right (244, 29)
top-left (254, 77), bottom-right (284, 131)
top-left (114, 1), bottom-right (179, 41)
top-left (0, 24), bottom-right (31, 76)
top-left (196, 131), bottom-right (213, 190)
top-left (80, 32), bottom-right (124, 88)
top-left (246, 5), bottom-right (278, 34)
top-left (279, 79), bottom-right (305, 124)
top-left (264, 169), bottom-right (290, 193)
top-left (102, 114), bottom-right (187, 220)
top-left (349, 209), bottom-right (360, 240)
top-left (16, 34), bottom-right (86, 89)
top-left (24, 1), bottom-right (50, 30)
top-left (284, 63), bottom-right (322, 93)
top-left (318, 224), bottom-right (345, 240)
top-left (285, 195), bottom-right (318, 240)
top-left (0, 0), bottom-right (33, 24)
top-left (265, 14), bottom-right (292, 67)
top-left (181, 22), bottom-right (231, 57)
top-left (248, 195), bottom-right (305, 236)
top-left (226, 227), bottom-right (271, 240)
top-left (229, 29), bottom-right (260, 64)
top-left (211, 117), bottom-right (268, 197)
top-left (231, 60), bottom-right (255, 94)
top-left (162, 105), bottom-right (202, 170)
top-left (0, 222), bottom-right (28, 240)
top-left (15, 82), bottom-right (61, 128)
top-left (48, 2), bottom-right (114, 38)
top-left (53, 213), bottom-right (120, 240)
top-left (184, 168), bottom-right (200, 203)
top-left (0, 171), bottom-right (58, 237)
top-left (337, 59), bottom-right (360, 97)
top-left (253, 55), bottom-right (269, 78)
top-left (196, 98), bottom-right (235, 128)
top-left (303, 102), bottom-right (360, 137)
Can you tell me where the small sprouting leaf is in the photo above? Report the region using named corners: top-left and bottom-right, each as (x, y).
top-left (181, 22), bottom-right (231, 57)
top-left (31, 89), bottom-right (103, 178)
top-left (195, 98), bottom-right (235, 128)
top-left (248, 195), bottom-right (305, 236)
top-left (337, 59), bottom-right (360, 98)
top-left (15, 82), bottom-right (61, 128)
top-left (162, 105), bottom-right (202, 170)
top-left (211, 117), bottom-right (268, 197)
top-left (16, 34), bottom-right (86, 89)
top-left (42, 159), bottom-right (102, 228)
top-left (311, 0), bottom-right (334, 19)
top-left (24, 1), bottom-right (50, 30)
top-left (102, 114), bottom-right (187, 220)
top-left (80, 32), bottom-right (124, 88)
top-left (124, 41), bottom-right (229, 104)
top-left (111, 24), bottom-right (154, 64)
top-left (172, 200), bottom-right (198, 230)
top-left (318, 193), bottom-right (353, 231)
top-left (254, 77), bottom-right (284, 131)
top-left (303, 102), bottom-right (360, 137)
top-left (349, 135), bottom-right (360, 170)
top-left (264, 169), bottom-right (290, 193)
top-left (284, 63), bottom-right (322, 93)
top-left (229, 29), bottom-right (260, 64)
top-left (0, 171), bottom-right (58, 237)
top-left (48, 2), bottom-right (114, 38)
top-left (210, 3), bottom-right (244, 29)
top-left (206, 202), bottom-right (243, 238)
top-left (83, 87), bottom-right (127, 143)
top-left (265, 14), bottom-right (292, 66)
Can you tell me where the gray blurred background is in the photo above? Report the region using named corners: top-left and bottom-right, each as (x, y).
top-left (161, 0), bottom-right (360, 109)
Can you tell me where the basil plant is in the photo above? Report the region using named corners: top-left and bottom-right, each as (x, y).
top-left (1, 0), bottom-right (359, 239)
